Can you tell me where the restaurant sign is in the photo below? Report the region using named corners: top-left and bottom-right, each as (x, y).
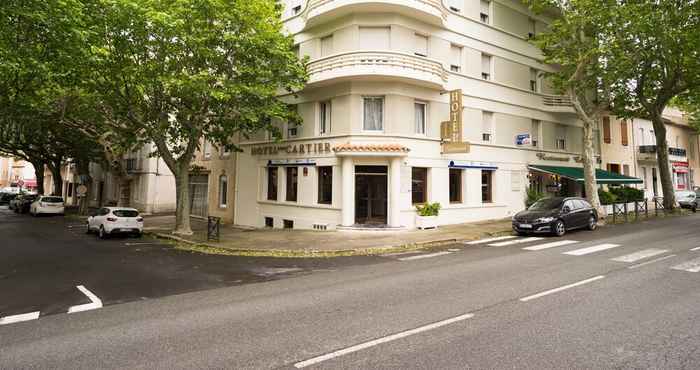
top-left (251, 142), bottom-right (332, 156)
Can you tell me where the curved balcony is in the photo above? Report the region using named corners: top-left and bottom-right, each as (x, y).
top-left (307, 51), bottom-right (448, 89)
top-left (304, 0), bottom-right (447, 28)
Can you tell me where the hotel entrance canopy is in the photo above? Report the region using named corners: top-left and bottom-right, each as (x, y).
top-left (528, 165), bottom-right (643, 185)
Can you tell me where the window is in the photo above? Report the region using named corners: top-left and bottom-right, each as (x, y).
top-left (363, 96), bottom-right (384, 131)
top-left (414, 101), bottom-right (426, 134)
top-left (623, 164), bottom-right (630, 176)
top-left (414, 33), bottom-right (428, 57)
top-left (603, 116), bottom-right (611, 144)
top-left (359, 27), bottom-right (390, 50)
top-left (267, 167), bottom-right (278, 201)
top-left (283, 219), bottom-right (294, 229)
top-left (556, 138), bottom-right (566, 150)
top-left (531, 119), bottom-right (540, 147)
top-left (481, 54), bottom-right (492, 80)
top-left (621, 119), bottom-right (628, 146)
top-left (317, 166), bottom-right (332, 204)
top-left (264, 217), bottom-right (273, 228)
top-left (67, 183), bottom-right (74, 197)
top-left (203, 140), bottom-right (211, 159)
top-left (482, 111), bottom-right (493, 142)
top-left (287, 123), bottom-right (298, 138)
top-left (286, 167), bottom-right (298, 202)
top-left (449, 169), bottom-right (462, 203)
top-left (642, 167), bottom-right (648, 189)
top-left (480, 0), bottom-right (490, 23)
top-left (222, 145), bottom-right (231, 157)
top-left (319, 101), bottom-right (331, 134)
top-left (481, 170), bottom-right (493, 203)
top-left (412, 167), bottom-right (428, 204)
top-left (529, 69), bottom-right (539, 92)
top-left (450, 44), bottom-right (462, 72)
top-left (218, 175), bottom-right (228, 208)
top-left (639, 128), bottom-right (645, 146)
top-left (320, 35), bottom-right (333, 57)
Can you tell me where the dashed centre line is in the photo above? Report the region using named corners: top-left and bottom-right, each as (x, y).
top-left (519, 275), bottom-right (605, 302)
top-left (398, 251), bottom-right (452, 261)
top-left (294, 313), bottom-right (474, 368)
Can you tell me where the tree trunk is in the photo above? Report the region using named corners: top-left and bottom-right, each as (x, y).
top-left (76, 160), bottom-right (92, 216)
top-left (30, 160), bottom-right (45, 195)
top-left (173, 164), bottom-right (193, 235)
top-left (651, 113), bottom-right (676, 210)
top-left (582, 119), bottom-right (605, 218)
top-left (49, 165), bottom-right (63, 197)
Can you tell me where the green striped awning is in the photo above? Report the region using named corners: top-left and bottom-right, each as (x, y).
top-left (528, 165), bottom-right (643, 184)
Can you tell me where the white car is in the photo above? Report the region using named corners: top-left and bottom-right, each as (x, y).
top-left (87, 207), bottom-right (144, 239)
top-left (30, 196), bottom-right (65, 216)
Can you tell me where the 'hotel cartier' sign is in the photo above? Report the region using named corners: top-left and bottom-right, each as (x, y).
top-left (251, 142), bottom-right (331, 156)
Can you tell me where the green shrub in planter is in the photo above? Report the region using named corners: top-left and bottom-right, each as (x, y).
top-left (416, 202), bottom-right (441, 216)
top-left (598, 189), bottom-right (617, 205)
top-left (609, 186), bottom-right (645, 202)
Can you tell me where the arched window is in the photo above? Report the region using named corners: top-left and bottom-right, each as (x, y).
top-left (218, 175), bottom-right (228, 208)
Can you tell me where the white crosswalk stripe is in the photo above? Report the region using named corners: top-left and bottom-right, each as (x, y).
top-left (463, 236), bottom-right (517, 245)
top-left (563, 243), bottom-right (620, 256)
top-left (670, 257), bottom-right (700, 272)
top-left (488, 237), bottom-right (544, 247)
top-left (522, 240), bottom-right (579, 251)
top-left (611, 248), bottom-right (668, 263)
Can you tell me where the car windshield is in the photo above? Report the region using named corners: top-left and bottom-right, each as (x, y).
top-left (528, 198), bottom-right (564, 211)
top-left (676, 191), bottom-right (695, 198)
top-left (113, 210), bottom-right (139, 218)
top-left (42, 197), bottom-right (63, 203)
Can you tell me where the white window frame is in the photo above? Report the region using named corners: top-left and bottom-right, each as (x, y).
top-left (414, 101), bottom-right (427, 135)
top-left (362, 96), bottom-right (385, 132)
top-left (218, 174), bottom-right (228, 208)
top-left (481, 54), bottom-right (492, 81)
top-left (480, 0), bottom-right (491, 24)
top-left (319, 100), bottom-right (331, 135)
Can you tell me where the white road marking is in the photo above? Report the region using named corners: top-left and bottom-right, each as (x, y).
top-left (124, 242), bottom-right (160, 246)
top-left (398, 251), bottom-right (452, 261)
top-left (463, 236), bottom-right (516, 245)
top-left (522, 240), bottom-right (579, 251)
top-left (447, 249), bottom-right (460, 252)
top-left (0, 311), bottom-right (40, 325)
top-left (628, 254), bottom-right (676, 269)
top-left (294, 313), bottom-right (474, 368)
top-left (611, 249), bottom-right (668, 263)
top-left (563, 243), bottom-right (620, 256)
top-left (670, 257), bottom-right (700, 273)
top-left (690, 246), bottom-right (700, 251)
top-left (488, 237), bottom-right (544, 247)
top-left (68, 285), bottom-right (103, 313)
top-left (519, 275), bottom-right (605, 302)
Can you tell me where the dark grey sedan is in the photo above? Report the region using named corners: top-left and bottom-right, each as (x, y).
top-left (512, 197), bottom-right (598, 237)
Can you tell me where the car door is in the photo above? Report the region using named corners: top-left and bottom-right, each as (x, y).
top-left (561, 200), bottom-right (577, 228)
top-left (92, 208), bottom-right (107, 228)
top-left (573, 200), bottom-right (591, 228)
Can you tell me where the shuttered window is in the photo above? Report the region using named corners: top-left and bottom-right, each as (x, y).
top-left (621, 119), bottom-right (628, 146)
top-left (603, 116), bottom-right (611, 144)
top-left (320, 35), bottom-right (333, 57)
top-left (359, 27), bottom-right (390, 50)
top-left (414, 34), bottom-right (428, 57)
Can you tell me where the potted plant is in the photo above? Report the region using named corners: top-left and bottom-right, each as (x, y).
top-left (415, 202), bottom-right (441, 229)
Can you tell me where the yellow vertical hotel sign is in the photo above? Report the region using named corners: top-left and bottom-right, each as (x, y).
top-left (450, 89), bottom-right (462, 143)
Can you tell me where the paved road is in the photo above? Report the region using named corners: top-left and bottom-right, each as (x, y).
top-left (1, 209), bottom-right (699, 369)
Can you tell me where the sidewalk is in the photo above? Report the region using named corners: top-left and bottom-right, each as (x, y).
top-left (144, 215), bottom-right (514, 257)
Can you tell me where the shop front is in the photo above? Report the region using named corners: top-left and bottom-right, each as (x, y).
top-left (672, 161), bottom-right (690, 190)
top-left (527, 165), bottom-right (643, 196)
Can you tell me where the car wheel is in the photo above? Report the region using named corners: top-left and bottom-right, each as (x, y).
top-left (587, 216), bottom-right (597, 231)
top-left (553, 220), bottom-right (566, 237)
top-left (99, 226), bottom-right (108, 239)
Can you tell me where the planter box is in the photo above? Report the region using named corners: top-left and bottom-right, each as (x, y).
top-left (416, 215), bottom-right (438, 230)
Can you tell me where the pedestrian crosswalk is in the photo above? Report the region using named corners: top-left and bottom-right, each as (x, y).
top-left (610, 249), bottom-right (668, 263)
top-left (670, 257), bottom-right (700, 273)
top-left (563, 243), bottom-right (621, 256)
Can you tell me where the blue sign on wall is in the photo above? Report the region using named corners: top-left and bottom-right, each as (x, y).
top-left (516, 133), bottom-right (531, 146)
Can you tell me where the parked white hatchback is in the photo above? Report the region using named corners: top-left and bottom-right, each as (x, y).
top-left (87, 207), bottom-right (144, 239)
top-left (29, 196), bottom-right (65, 216)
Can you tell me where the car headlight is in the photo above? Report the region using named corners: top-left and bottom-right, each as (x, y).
top-left (534, 217), bottom-right (555, 223)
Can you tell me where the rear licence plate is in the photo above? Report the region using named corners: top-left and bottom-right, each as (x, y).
top-left (519, 224), bottom-right (533, 229)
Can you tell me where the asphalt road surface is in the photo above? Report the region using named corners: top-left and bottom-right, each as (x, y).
top-left (1, 207), bottom-right (699, 369)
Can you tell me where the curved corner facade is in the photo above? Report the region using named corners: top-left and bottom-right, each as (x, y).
top-left (231, 0), bottom-right (592, 230)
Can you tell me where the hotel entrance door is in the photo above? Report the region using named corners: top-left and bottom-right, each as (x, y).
top-left (355, 166), bottom-right (388, 225)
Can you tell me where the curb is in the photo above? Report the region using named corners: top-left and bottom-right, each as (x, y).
top-left (146, 230), bottom-right (513, 258)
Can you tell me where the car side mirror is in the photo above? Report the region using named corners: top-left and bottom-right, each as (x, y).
top-left (562, 206), bottom-right (571, 214)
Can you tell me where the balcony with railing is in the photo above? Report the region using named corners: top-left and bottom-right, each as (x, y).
top-left (637, 145), bottom-right (687, 160)
top-left (302, 0), bottom-right (447, 27)
top-left (307, 51), bottom-right (448, 88)
top-left (541, 94), bottom-right (573, 111)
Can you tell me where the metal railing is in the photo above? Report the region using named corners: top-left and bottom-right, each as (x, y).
top-left (542, 94), bottom-right (573, 107)
top-left (638, 145), bottom-right (687, 157)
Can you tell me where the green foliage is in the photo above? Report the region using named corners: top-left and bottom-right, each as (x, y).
top-left (609, 187), bottom-right (645, 203)
top-left (525, 187), bottom-right (545, 208)
top-left (416, 202), bottom-right (441, 217)
top-left (597, 189), bottom-right (617, 205)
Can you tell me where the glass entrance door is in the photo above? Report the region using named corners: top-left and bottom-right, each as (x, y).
top-left (355, 166), bottom-right (388, 225)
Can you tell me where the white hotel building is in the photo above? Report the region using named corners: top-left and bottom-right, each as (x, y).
top-left (222, 0), bottom-right (609, 229)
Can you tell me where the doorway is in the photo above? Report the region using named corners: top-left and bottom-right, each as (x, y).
top-left (189, 174), bottom-right (209, 218)
top-left (652, 168), bottom-right (658, 197)
top-left (354, 166), bottom-right (388, 225)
